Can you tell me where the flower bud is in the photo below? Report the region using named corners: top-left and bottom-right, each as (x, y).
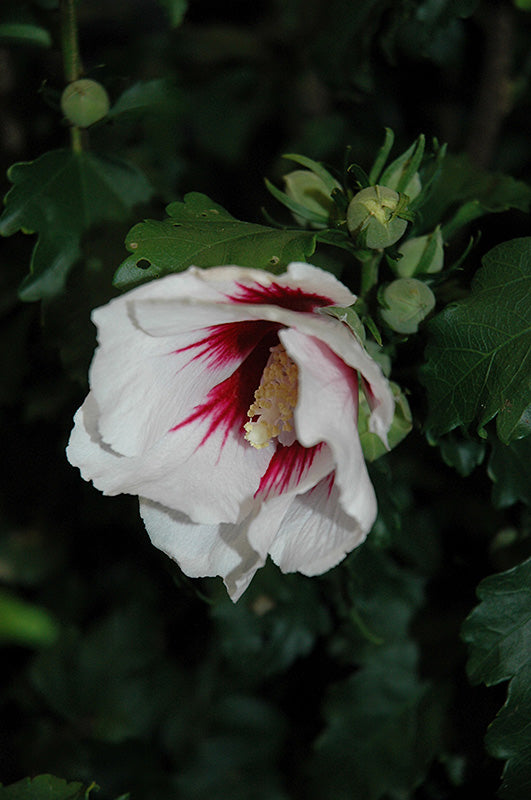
top-left (358, 381), bottom-right (412, 461)
top-left (347, 185), bottom-right (408, 249)
top-left (380, 146), bottom-right (422, 200)
top-left (393, 227), bottom-right (444, 278)
top-left (61, 79), bottom-right (110, 128)
top-left (379, 277), bottom-right (435, 334)
top-left (283, 170), bottom-right (340, 228)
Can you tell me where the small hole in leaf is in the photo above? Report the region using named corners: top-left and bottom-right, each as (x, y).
top-left (269, 256), bottom-right (280, 266)
top-left (172, 222), bottom-right (181, 228)
top-left (136, 258), bottom-right (151, 270)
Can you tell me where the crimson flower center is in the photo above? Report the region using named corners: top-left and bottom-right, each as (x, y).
top-left (244, 343), bottom-right (299, 449)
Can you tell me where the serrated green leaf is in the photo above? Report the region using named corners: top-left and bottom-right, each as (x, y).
top-left (0, 774), bottom-right (94, 799)
top-left (488, 436), bottom-right (531, 508)
top-left (113, 192), bottom-right (317, 289)
top-left (0, 149), bottom-right (152, 301)
top-left (422, 238), bottom-right (531, 443)
top-left (485, 661), bottom-right (531, 799)
top-left (462, 558), bottom-right (531, 686)
top-left (462, 557), bottom-right (531, 799)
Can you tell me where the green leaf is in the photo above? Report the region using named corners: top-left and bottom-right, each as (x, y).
top-left (312, 644), bottom-right (446, 800)
top-left (419, 154), bottom-right (531, 237)
top-left (422, 238), bottom-right (531, 443)
top-left (0, 21), bottom-right (51, 47)
top-left (462, 557), bottom-right (531, 798)
top-left (437, 431), bottom-right (486, 476)
top-left (488, 436), bottom-right (531, 508)
top-left (107, 78), bottom-right (181, 119)
top-left (30, 604), bottom-right (181, 743)
top-left (0, 149), bottom-right (152, 301)
top-left (156, 0), bottom-right (188, 26)
top-left (211, 561), bottom-right (330, 679)
top-left (0, 7), bottom-right (51, 48)
top-left (113, 192), bottom-right (317, 289)
top-left (0, 588), bottom-right (59, 647)
top-left (0, 775), bottom-right (95, 799)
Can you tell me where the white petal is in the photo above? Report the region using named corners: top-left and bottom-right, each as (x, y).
top-left (66, 391), bottom-right (271, 525)
top-left (269, 477), bottom-right (370, 576)
top-left (139, 498), bottom-right (265, 602)
top-left (279, 327), bottom-right (377, 530)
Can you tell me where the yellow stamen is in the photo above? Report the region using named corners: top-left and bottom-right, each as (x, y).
top-left (244, 344), bottom-right (298, 449)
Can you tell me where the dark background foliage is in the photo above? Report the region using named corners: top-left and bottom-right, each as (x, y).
top-left (1, 1), bottom-right (531, 798)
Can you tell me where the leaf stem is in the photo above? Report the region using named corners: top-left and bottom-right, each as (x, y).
top-left (60, 0), bottom-right (84, 152)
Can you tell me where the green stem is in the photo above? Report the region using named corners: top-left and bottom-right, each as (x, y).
top-left (60, 0), bottom-right (84, 152)
top-left (359, 252), bottom-right (381, 297)
top-left (60, 0), bottom-right (82, 82)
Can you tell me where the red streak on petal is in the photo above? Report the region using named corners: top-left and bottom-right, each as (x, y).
top-left (309, 472), bottom-right (336, 499)
top-left (256, 441), bottom-right (323, 500)
top-left (174, 320), bottom-right (278, 369)
top-left (170, 332), bottom-right (277, 454)
top-left (227, 281), bottom-right (334, 312)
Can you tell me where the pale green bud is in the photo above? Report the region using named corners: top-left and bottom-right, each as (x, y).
top-left (358, 381), bottom-right (412, 461)
top-left (61, 79), bottom-right (110, 128)
top-left (380, 143), bottom-right (423, 200)
top-left (393, 227), bottom-right (444, 278)
top-left (347, 185), bottom-right (408, 249)
top-left (283, 170), bottom-right (340, 228)
top-left (379, 277), bottom-right (435, 334)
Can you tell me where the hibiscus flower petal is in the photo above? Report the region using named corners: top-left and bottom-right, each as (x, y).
top-left (139, 498), bottom-right (266, 601)
top-left (67, 386), bottom-right (271, 525)
top-left (279, 327), bottom-right (377, 531)
top-left (268, 476), bottom-right (369, 576)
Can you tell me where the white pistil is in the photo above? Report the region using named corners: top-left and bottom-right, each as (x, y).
top-left (244, 344), bottom-right (298, 449)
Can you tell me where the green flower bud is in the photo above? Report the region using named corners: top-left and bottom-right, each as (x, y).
top-left (283, 170), bottom-right (340, 228)
top-left (61, 79), bottom-right (110, 128)
top-left (347, 185), bottom-right (408, 249)
top-left (379, 277), bottom-right (435, 334)
top-left (380, 143), bottom-right (423, 200)
top-left (358, 381), bottom-right (412, 461)
top-left (393, 227), bottom-right (444, 278)
top-left (383, 167), bottom-right (421, 200)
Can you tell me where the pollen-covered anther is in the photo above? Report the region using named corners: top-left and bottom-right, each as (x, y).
top-left (244, 343), bottom-right (298, 449)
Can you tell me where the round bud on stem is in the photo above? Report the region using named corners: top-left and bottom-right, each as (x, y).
top-left (347, 185), bottom-right (408, 249)
top-left (61, 79), bottom-right (110, 128)
top-left (283, 170), bottom-right (340, 228)
top-left (379, 277), bottom-right (435, 334)
top-left (393, 227), bottom-right (444, 278)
